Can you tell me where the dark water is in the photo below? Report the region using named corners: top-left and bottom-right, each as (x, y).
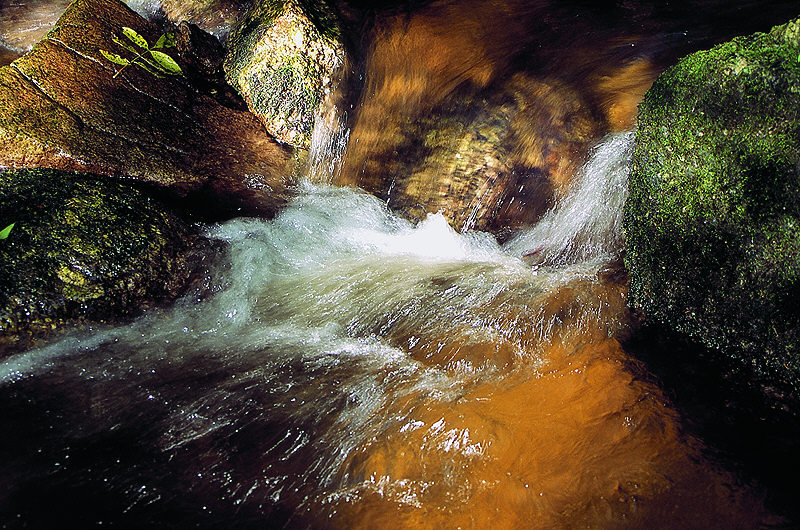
top-left (2, 0), bottom-right (800, 528)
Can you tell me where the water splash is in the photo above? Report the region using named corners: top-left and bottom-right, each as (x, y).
top-left (306, 104), bottom-right (350, 184)
top-left (504, 131), bottom-right (634, 266)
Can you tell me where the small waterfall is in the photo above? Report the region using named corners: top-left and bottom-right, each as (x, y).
top-left (306, 104), bottom-right (350, 184)
top-left (504, 131), bottom-right (634, 266)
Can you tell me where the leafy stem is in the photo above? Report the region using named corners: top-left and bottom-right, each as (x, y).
top-left (100, 26), bottom-right (183, 79)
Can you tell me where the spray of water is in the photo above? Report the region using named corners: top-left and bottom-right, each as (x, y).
top-left (504, 131), bottom-right (634, 266)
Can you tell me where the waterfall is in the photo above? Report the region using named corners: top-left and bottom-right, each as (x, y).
top-left (503, 131), bottom-right (634, 266)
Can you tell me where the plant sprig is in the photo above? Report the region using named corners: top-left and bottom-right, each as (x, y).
top-left (100, 26), bottom-right (183, 79)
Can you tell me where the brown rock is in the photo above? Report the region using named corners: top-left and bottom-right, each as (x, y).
top-left (0, 0), bottom-right (295, 219)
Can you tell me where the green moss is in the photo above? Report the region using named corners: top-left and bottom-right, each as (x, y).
top-left (625, 17), bottom-right (800, 390)
top-left (0, 168), bottom-right (204, 353)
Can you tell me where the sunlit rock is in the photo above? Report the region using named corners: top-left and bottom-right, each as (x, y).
top-left (625, 17), bottom-right (800, 394)
top-left (0, 0), bottom-right (295, 219)
top-left (0, 168), bottom-right (215, 356)
top-left (225, 0), bottom-right (345, 148)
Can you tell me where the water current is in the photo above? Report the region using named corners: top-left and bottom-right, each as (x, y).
top-left (0, 132), bottom-right (784, 528)
top-left (3, 0), bottom-right (800, 526)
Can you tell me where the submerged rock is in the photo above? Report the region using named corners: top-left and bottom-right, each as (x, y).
top-left (159, 0), bottom-right (247, 40)
top-left (225, 0), bottom-right (345, 148)
top-left (0, 0), bottom-right (295, 219)
top-left (336, 71), bottom-right (604, 236)
top-left (0, 168), bottom-right (214, 355)
top-left (624, 17), bottom-right (800, 393)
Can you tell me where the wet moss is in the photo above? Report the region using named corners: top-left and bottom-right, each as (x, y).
top-left (624, 18), bottom-right (800, 390)
top-left (0, 168), bottom-right (207, 354)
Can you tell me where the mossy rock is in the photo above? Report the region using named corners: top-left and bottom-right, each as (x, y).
top-left (225, 0), bottom-right (344, 148)
top-left (0, 168), bottom-right (211, 355)
top-left (624, 18), bottom-right (800, 391)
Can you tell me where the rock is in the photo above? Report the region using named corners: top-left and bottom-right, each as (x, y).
top-left (329, 0), bottom-right (665, 237)
top-left (624, 17), bottom-right (800, 392)
top-left (0, 168), bottom-right (215, 356)
top-left (0, 0), bottom-right (71, 56)
top-left (0, 0), bottom-right (295, 219)
top-left (336, 72), bottom-right (603, 236)
top-left (224, 0), bottom-right (345, 148)
top-left (159, 0), bottom-right (247, 40)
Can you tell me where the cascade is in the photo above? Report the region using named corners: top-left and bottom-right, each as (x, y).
top-left (0, 130), bottom-right (780, 527)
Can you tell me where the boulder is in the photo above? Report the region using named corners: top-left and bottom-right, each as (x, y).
top-left (0, 0), bottom-right (295, 219)
top-left (624, 18), bottom-right (800, 391)
top-left (0, 168), bottom-right (215, 356)
top-left (336, 72), bottom-right (603, 236)
top-left (225, 0), bottom-right (345, 148)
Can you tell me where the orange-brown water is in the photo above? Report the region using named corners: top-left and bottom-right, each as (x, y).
top-left (319, 339), bottom-right (778, 528)
top-left (0, 150), bottom-right (787, 529)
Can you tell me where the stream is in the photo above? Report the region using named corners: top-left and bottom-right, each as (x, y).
top-left (0, 132), bottom-right (787, 527)
top-left (2, 0), bottom-right (800, 528)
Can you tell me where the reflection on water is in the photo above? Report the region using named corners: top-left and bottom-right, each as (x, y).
top-left (0, 134), bottom-right (783, 527)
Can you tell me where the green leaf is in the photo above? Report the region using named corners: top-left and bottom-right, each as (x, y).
top-left (122, 26), bottom-right (149, 49)
top-left (134, 59), bottom-right (166, 78)
top-left (161, 33), bottom-right (177, 48)
top-left (149, 50), bottom-right (182, 75)
top-left (112, 35), bottom-right (138, 54)
top-left (100, 50), bottom-right (130, 66)
top-left (153, 33), bottom-right (176, 49)
top-left (0, 223), bottom-right (14, 240)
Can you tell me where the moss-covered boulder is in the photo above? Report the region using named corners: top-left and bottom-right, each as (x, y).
top-left (624, 17), bottom-right (800, 391)
top-left (0, 0), bottom-right (295, 219)
top-left (0, 168), bottom-right (213, 355)
top-left (225, 0), bottom-right (344, 148)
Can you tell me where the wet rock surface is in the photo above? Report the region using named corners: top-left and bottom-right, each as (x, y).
top-left (0, 168), bottom-right (216, 356)
top-left (225, 0), bottom-right (345, 148)
top-left (625, 17), bottom-right (800, 395)
top-left (0, 0), bottom-right (295, 219)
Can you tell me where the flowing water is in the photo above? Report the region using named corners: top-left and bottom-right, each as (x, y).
top-left (3, 0), bottom-right (800, 527)
top-left (0, 132), bottom-right (786, 528)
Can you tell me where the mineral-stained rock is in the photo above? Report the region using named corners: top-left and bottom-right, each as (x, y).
top-left (337, 73), bottom-right (603, 236)
top-left (0, 168), bottom-right (216, 356)
top-left (329, 0), bottom-right (659, 238)
top-left (0, 0), bottom-right (295, 219)
top-left (624, 17), bottom-right (800, 392)
top-left (225, 0), bottom-right (345, 148)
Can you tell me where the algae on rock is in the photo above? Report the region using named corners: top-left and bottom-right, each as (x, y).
top-left (624, 17), bottom-right (800, 391)
top-left (0, 168), bottom-right (212, 355)
top-left (225, 0), bottom-right (344, 148)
